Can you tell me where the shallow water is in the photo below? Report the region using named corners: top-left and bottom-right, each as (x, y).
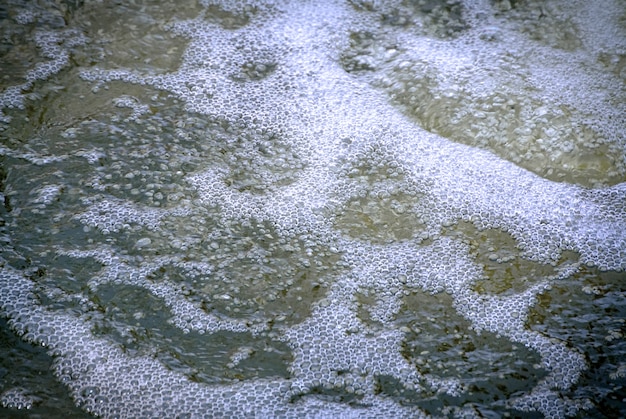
top-left (1, 0), bottom-right (625, 418)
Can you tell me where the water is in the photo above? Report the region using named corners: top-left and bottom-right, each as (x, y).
top-left (0, 0), bottom-right (625, 417)
top-left (0, 317), bottom-right (91, 418)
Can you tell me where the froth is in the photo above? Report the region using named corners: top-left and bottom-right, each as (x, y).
top-left (1, 0), bottom-right (624, 417)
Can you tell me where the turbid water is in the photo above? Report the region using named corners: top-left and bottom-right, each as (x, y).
top-left (0, 1), bottom-right (625, 418)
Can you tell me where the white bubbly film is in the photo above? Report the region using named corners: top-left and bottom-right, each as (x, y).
top-left (0, 0), bottom-right (625, 417)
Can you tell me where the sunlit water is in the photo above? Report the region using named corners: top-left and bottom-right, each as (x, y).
top-left (1, 1), bottom-right (625, 418)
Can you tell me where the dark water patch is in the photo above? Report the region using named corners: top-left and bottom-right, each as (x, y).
top-left (334, 145), bottom-right (428, 244)
top-left (185, 220), bottom-right (337, 326)
top-left (444, 221), bottom-right (579, 295)
top-left (396, 291), bottom-right (546, 416)
top-left (70, 0), bottom-right (196, 74)
top-left (91, 284), bottom-right (293, 384)
top-left (204, 4), bottom-right (258, 30)
top-left (288, 384), bottom-right (364, 406)
top-left (0, 317), bottom-right (90, 418)
top-left (528, 268), bottom-right (626, 418)
top-left (379, 0), bottom-right (469, 38)
top-left (335, 192), bottom-right (426, 244)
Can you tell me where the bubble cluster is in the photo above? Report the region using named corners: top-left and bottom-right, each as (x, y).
top-left (0, 0), bottom-right (87, 125)
top-left (74, 198), bottom-right (182, 234)
top-left (340, 0), bottom-right (626, 186)
top-left (31, 184), bottom-right (62, 207)
top-left (0, 0), bottom-right (625, 417)
top-left (0, 387), bottom-right (36, 410)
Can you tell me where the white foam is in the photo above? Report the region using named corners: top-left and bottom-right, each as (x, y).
top-left (1, 0), bottom-right (625, 417)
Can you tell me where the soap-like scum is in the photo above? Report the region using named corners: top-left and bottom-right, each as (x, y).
top-left (0, 0), bottom-right (625, 417)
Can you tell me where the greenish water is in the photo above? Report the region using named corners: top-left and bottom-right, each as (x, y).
top-left (0, 317), bottom-right (91, 418)
top-left (0, 0), bottom-right (625, 418)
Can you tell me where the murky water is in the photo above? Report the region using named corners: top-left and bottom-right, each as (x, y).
top-left (1, 1), bottom-right (625, 418)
